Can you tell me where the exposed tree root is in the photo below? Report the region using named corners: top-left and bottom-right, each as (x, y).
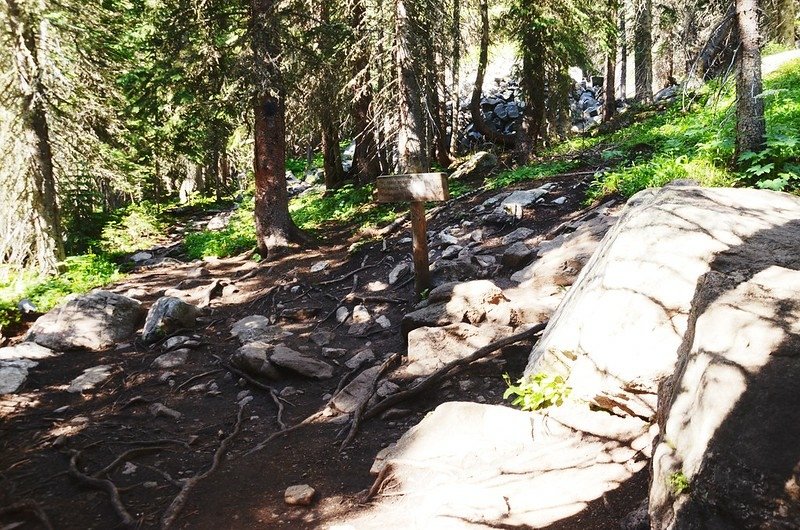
top-left (68, 451), bottom-right (136, 527)
top-left (212, 355), bottom-right (286, 430)
top-left (160, 402), bottom-right (247, 529)
top-left (316, 257), bottom-right (384, 287)
top-left (174, 369), bottom-right (224, 392)
top-left (340, 353), bottom-right (401, 451)
top-left (364, 322), bottom-right (547, 421)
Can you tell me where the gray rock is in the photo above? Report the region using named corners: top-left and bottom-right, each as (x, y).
top-left (0, 342), bottom-right (56, 361)
top-left (473, 255), bottom-right (496, 268)
top-left (499, 189), bottom-right (548, 219)
top-left (284, 484), bottom-right (315, 506)
top-left (406, 323), bottom-right (513, 376)
top-left (650, 267), bottom-right (800, 528)
top-left (310, 330), bottom-right (335, 347)
top-left (482, 192), bottom-right (510, 208)
top-left (375, 315), bottom-right (392, 329)
top-left (345, 348), bottom-right (376, 369)
top-left (348, 322), bottom-right (370, 336)
top-left (552, 196), bottom-right (567, 205)
top-left (322, 347), bottom-right (347, 358)
top-left (310, 260), bottom-right (329, 273)
top-left (206, 213), bottom-right (230, 231)
top-left (441, 245), bottom-right (463, 260)
top-left (352, 304), bottom-right (371, 324)
top-left (230, 315), bottom-right (293, 344)
top-left (450, 151), bottom-right (498, 181)
top-left (142, 297), bottom-right (200, 344)
top-left (152, 349), bottom-right (190, 369)
top-left (132, 251), bottom-right (153, 262)
top-left (330, 366), bottom-right (382, 413)
top-left (335, 306), bottom-right (350, 323)
top-left (26, 291), bottom-right (144, 351)
top-left (230, 341), bottom-right (280, 379)
top-left (500, 227), bottom-right (535, 245)
top-left (430, 259), bottom-right (480, 287)
top-left (502, 242), bottom-right (534, 269)
top-left (149, 403), bottom-right (181, 420)
top-left (389, 262), bottom-right (412, 285)
top-left (438, 232), bottom-right (459, 247)
top-left (270, 344), bottom-right (334, 379)
top-left (68, 365), bottom-right (113, 393)
top-left (0, 359), bottom-right (37, 394)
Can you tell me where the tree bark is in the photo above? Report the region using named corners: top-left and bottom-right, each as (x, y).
top-left (735, 0), bottom-right (766, 158)
top-left (604, 0), bottom-right (618, 122)
top-left (350, 0), bottom-right (381, 184)
top-left (449, 0), bottom-right (461, 157)
top-left (517, 19), bottom-right (546, 163)
top-left (619, 3), bottom-right (627, 101)
top-left (774, 0), bottom-right (796, 46)
top-left (250, 0), bottom-right (306, 258)
top-left (395, 0), bottom-right (428, 173)
top-left (633, 0), bottom-right (653, 103)
top-left (470, 0), bottom-right (515, 147)
top-left (321, 109), bottom-right (346, 189)
top-left (6, 0), bottom-right (65, 274)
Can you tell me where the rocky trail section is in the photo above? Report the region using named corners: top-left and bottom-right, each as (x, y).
top-left (0, 173), bottom-right (624, 529)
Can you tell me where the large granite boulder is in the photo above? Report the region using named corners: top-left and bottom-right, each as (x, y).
top-left (26, 291), bottom-right (144, 351)
top-left (525, 186), bottom-right (800, 420)
top-left (650, 267), bottom-right (800, 528)
top-left (142, 297), bottom-right (200, 344)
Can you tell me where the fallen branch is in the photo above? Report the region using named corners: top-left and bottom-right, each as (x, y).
top-left (316, 257), bottom-right (384, 287)
top-left (174, 369), bottom-right (223, 392)
top-left (364, 322), bottom-right (547, 421)
top-left (68, 451), bottom-right (136, 527)
top-left (160, 402), bottom-right (247, 529)
top-left (340, 353), bottom-right (401, 451)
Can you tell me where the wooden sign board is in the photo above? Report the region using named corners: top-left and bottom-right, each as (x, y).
top-left (375, 173), bottom-right (449, 203)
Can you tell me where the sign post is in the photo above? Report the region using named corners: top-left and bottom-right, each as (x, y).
top-left (375, 172), bottom-right (449, 296)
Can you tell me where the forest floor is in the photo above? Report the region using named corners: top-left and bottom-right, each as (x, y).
top-left (0, 166), bottom-right (646, 529)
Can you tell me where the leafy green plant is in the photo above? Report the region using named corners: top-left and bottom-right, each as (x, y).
top-left (289, 183), bottom-right (400, 232)
top-left (668, 471), bottom-right (690, 494)
top-left (184, 203), bottom-right (257, 259)
top-left (738, 134), bottom-right (800, 191)
top-left (99, 202), bottom-right (167, 254)
top-left (503, 372), bottom-right (571, 411)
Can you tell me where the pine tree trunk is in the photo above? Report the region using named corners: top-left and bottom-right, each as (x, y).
top-left (619, 4), bottom-right (627, 101)
top-left (604, 0), bottom-right (618, 122)
top-left (321, 110), bottom-right (345, 190)
top-left (6, 0), bottom-right (65, 274)
top-left (634, 0), bottom-right (653, 103)
top-left (350, 0), bottom-right (380, 183)
top-left (735, 0), bottom-right (766, 158)
top-left (775, 0), bottom-right (796, 46)
top-left (517, 24), bottom-right (546, 163)
top-left (251, 0), bottom-right (305, 258)
top-left (449, 0), bottom-right (461, 157)
top-left (470, 0), bottom-right (515, 147)
top-left (396, 0), bottom-right (428, 173)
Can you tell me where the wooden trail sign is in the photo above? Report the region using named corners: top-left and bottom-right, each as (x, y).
top-left (376, 172), bottom-right (449, 295)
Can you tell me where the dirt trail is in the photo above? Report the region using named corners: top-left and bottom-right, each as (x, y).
top-left (0, 173), bottom-right (641, 529)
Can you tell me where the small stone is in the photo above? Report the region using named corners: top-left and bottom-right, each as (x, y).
top-left (375, 315), bottom-right (392, 329)
top-left (389, 263), bottom-right (411, 285)
top-left (322, 348), bottom-right (346, 358)
top-left (152, 349), bottom-right (190, 369)
top-left (187, 383), bottom-right (208, 392)
top-left (345, 349), bottom-right (376, 369)
top-left (500, 227), bottom-right (535, 246)
top-left (459, 380), bottom-right (474, 392)
top-left (348, 323), bottom-right (370, 336)
top-left (438, 232), bottom-right (459, 247)
top-left (321, 393), bottom-right (333, 401)
top-left (162, 336), bottom-right (192, 351)
top-left (335, 307), bottom-right (350, 323)
top-left (270, 344), bottom-right (334, 379)
top-left (310, 261), bottom-right (329, 273)
top-left (143, 481), bottom-right (158, 489)
top-left (54, 405), bottom-right (69, 413)
top-left (398, 237), bottom-right (412, 245)
top-left (236, 390), bottom-right (251, 401)
top-left (238, 395), bottom-right (254, 406)
top-left (158, 372), bottom-right (176, 383)
top-left (351, 304), bottom-right (371, 324)
top-left (441, 245), bottom-right (463, 260)
top-left (552, 196), bottom-right (567, 205)
top-left (280, 386), bottom-right (300, 397)
top-left (476, 395), bottom-right (486, 403)
top-left (284, 484), bottom-right (316, 506)
top-left (290, 285), bottom-right (301, 294)
top-left (121, 462), bottom-right (137, 475)
top-left (469, 229), bottom-right (484, 243)
top-left (474, 255), bottom-right (496, 268)
top-left (310, 331), bottom-right (335, 347)
top-left (149, 403), bottom-right (182, 420)
top-left (186, 267), bottom-right (210, 278)
top-left (132, 251), bottom-right (153, 262)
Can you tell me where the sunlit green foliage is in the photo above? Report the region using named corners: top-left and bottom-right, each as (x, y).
top-left (289, 184), bottom-right (401, 232)
top-left (184, 202), bottom-right (257, 260)
top-left (503, 372), bottom-right (571, 411)
top-left (487, 160), bottom-right (580, 189)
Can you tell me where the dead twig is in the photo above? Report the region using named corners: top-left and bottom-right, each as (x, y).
top-left (316, 258), bottom-right (384, 287)
top-left (340, 353), bottom-right (401, 451)
top-left (174, 369), bottom-right (223, 392)
top-left (364, 322), bottom-right (547, 421)
top-left (160, 402), bottom-right (247, 529)
top-left (68, 451), bottom-right (136, 527)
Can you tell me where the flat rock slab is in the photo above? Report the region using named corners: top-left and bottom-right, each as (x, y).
top-left (230, 341), bottom-right (280, 379)
top-left (26, 291), bottom-right (143, 351)
top-left (0, 342), bottom-right (57, 361)
top-left (68, 365), bottom-right (113, 393)
top-left (230, 315), bottom-right (293, 344)
top-left (406, 323), bottom-right (513, 376)
top-left (152, 349), bottom-right (190, 369)
top-left (339, 402), bottom-right (650, 529)
top-left (270, 344), bottom-right (334, 379)
top-left (284, 484), bottom-right (315, 506)
top-left (650, 266), bottom-right (800, 528)
top-left (0, 359), bottom-right (38, 394)
top-left (526, 186), bottom-right (800, 419)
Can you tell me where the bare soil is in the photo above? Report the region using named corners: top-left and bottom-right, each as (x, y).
top-left (0, 173), bottom-right (644, 529)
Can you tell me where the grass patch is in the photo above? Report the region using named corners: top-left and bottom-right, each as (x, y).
top-left (0, 254), bottom-right (122, 334)
top-left (289, 184), bottom-right (401, 232)
top-left (578, 57), bottom-right (800, 201)
top-left (184, 201), bottom-right (257, 260)
top-left (486, 160), bottom-right (581, 189)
